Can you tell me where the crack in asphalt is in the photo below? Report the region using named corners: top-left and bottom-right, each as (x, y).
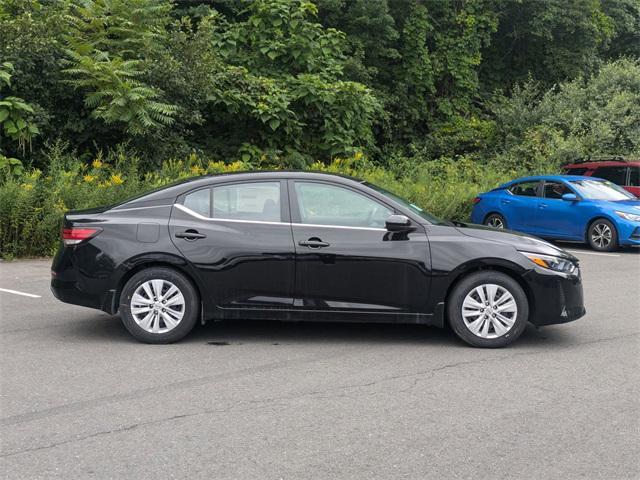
top-left (2, 331), bottom-right (638, 458)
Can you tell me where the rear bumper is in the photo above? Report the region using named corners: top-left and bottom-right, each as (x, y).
top-left (50, 278), bottom-right (116, 313)
top-left (50, 245), bottom-right (118, 314)
top-left (523, 267), bottom-right (585, 326)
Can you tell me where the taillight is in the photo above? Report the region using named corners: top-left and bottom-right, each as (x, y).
top-left (62, 227), bottom-right (101, 246)
top-left (472, 197), bottom-right (481, 204)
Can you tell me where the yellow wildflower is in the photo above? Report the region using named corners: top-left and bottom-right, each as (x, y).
top-left (21, 183), bottom-right (33, 191)
top-left (83, 175), bottom-right (95, 183)
top-left (353, 151), bottom-right (364, 161)
top-left (92, 159), bottom-right (103, 169)
top-left (189, 165), bottom-right (204, 175)
top-left (110, 174), bottom-right (124, 185)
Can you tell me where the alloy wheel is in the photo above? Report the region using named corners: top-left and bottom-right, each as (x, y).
top-left (591, 223), bottom-right (612, 249)
top-left (461, 284), bottom-right (517, 339)
top-left (130, 279), bottom-right (185, 334)
top-left (487, 217), bottom-right (504, 229)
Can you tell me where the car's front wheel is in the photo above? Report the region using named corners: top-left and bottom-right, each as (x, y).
top-left (587, 218), bottom-right (618, 252)
top-left (119, 267), bottom-right (199, 344)
top-left (447, 271), bottom-right (528, 348)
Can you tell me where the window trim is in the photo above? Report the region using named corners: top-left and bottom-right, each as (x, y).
top-left (288, 179), bottom-right (397, 228)
top-left (177, 180), bottom-right (289, 223)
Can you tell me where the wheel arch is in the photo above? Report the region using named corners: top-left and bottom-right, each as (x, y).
top-left (585, 215), bottom-right (618, 243)
top-left (443, 260), bottom-right (535, 325)
top-left (483, 211), bottom-right (506, 224)
top-left (111, 254), bottom-right (205, 316)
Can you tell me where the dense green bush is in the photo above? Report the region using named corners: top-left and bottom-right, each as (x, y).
top-left (0, 147), bottom-right (522, 258)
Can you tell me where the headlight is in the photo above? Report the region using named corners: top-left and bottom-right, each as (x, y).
top-left (520, 251), bottom-right (577, 274)
top-left (615, 211), bottom-right (640, 222)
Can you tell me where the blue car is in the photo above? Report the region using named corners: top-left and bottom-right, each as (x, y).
top-left (471, 175), bottom-right (640, 251)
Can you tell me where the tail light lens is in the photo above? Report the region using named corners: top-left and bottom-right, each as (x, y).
top-left (62, 227), bottom-right (101, 246)
top-left (472, 197), bottom-right (481, 204)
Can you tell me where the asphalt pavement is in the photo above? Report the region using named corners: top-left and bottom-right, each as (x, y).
top-left (1, 244), bottom-right (639, 479)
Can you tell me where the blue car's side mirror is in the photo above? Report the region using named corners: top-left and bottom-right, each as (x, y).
top-left (562, 193), bottom-right (579, 202)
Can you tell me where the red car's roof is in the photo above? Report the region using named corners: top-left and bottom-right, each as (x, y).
top-left (564, 160), bottom-right (640, 168)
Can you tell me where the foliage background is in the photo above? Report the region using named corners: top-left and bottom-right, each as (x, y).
top-left (1, 0), bottom-right (639, 257)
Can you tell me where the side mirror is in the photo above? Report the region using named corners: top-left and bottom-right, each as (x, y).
top-left (562, 193), bottom-right (579, 202)
top-left (385, 214), bottom-right (413, 232)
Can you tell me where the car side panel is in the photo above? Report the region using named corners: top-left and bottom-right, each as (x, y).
top-left (51, 205), bottom-right (212, 315)
top-left (495, 190), bottom-right (542, 234)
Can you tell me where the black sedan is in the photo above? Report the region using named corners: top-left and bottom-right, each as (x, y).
top-left (51, 171), bottom-right (585, 347)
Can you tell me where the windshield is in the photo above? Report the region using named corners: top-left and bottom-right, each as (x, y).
top-left (364, 182), bottom-right (445, 224)
top-left (569, 179), bottom-right (635, 201)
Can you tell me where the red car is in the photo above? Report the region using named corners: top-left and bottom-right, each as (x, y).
top-left (563, 158), bottom-right (640, 197)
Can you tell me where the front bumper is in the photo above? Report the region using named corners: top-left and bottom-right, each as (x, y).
top-left (618, 222), bottom-right (640, 246)
top-left (523, 267), bottom-right (585, 326)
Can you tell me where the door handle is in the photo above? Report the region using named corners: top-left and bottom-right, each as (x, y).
top-left (539, 203), bottom-right (548, 209)
top-left (501, 199), bottom-right (512, 205)
top-left (175, 230), bottom-right (207, 240)
top-left (299, 238), bottom-right (330, 248)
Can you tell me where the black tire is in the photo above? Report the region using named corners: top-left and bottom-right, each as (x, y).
top-left (119, 267), bottom-right (199, 344)
top-left (587, 218), bottom-right (618, 252)
top-left (447, 271), bottom-right (528, 348)
top-left (484, 213), bottom-right (507, 230)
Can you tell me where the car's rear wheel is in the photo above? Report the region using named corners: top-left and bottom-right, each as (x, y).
top-left (587, 218), bottom-right (618, 252)
top-left (484, 213), bottom-right (507, 230)
top-left (447, 271), bottom-right (528, 348)
top-left (120, 267), bottom-right (199, 344)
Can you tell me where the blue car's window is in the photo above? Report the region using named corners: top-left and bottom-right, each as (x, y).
top-left (543, 182), bottom-right (572, 199)
top-left (569, 179), bottom-right (635, 201)
top-left (508, 181), bottom-right (540, 197)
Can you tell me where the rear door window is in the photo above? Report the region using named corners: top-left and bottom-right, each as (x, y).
top-left (508, 181), bottom-right (540, 197)
top-left (183, 188), bottom-right (211, 217)
top-left (629, 167), bottom-right (639, 187)
top-left (212, 182), bottom-right (281, 222)
top-left (593, 166), bottom-right (628, 185)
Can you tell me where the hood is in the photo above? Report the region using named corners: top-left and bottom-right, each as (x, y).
top-left (454, 222), bottom-right (576, 260)
top-left (598, 199), bottom-right (640, 212)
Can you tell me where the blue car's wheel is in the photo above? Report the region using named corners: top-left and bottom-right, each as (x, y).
top-left (484, 213), bottom-right (507, 230)
top-left (587, 219), bottom-right (618, 252)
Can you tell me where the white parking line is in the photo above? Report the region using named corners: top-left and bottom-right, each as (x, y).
top-left (565, 250), bottom-right (620, 257)
top-left (0, 288), bottom-right (41, 298)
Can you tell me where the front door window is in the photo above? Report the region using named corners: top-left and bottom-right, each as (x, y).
top-left (294, 182), bottom-right (392, 228)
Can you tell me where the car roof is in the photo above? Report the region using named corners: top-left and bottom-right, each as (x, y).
top-left (565, 160), bottom-right (640, 168)
top-left (503, 174), bottom-right (597, 185)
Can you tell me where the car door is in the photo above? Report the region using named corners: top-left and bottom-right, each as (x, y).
top-left (500, 181), bottom-right (542, 232)
top-left (169, 180), bottom-right (296, 309)
top-left (537, 180), bottom-right (582, 238)
top-left (288, 180), bottom-right (431, 317)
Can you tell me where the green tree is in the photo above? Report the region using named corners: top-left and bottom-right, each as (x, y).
top-left (63, 0), bottom-right (178, 135)
top-left (480, 0), bottom-right (615, 91)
